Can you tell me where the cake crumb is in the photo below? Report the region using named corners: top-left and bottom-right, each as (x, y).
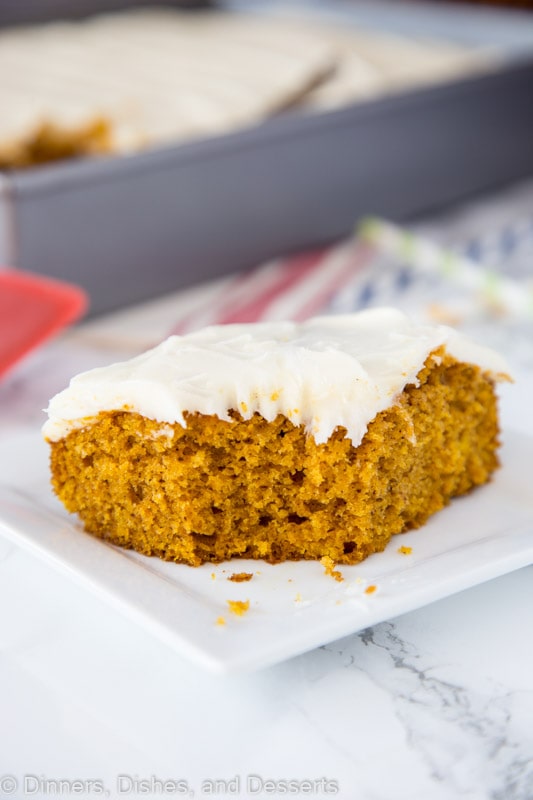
top-left (228, 572), bottom-right (253, 583)
top-left (398, 545), bottom-right (413, 555)
top-left (227, 599), bottom-right (250, 616)
top-left (365, 584), bottom-right (377, 595)
top-left (211, 572), bottom-right (216, 580)
top-left (321, 556), bottom-right (344, 582)
top-left (216, 616), bottom-right (226, 626)
top-left (294, 592), bottom-right (302, 603)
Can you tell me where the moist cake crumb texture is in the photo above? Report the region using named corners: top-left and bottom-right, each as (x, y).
top-left (227, 600), bottom-right (250, 617)
top-left (44, 310), bottom-right (509, 567)
top-left (228, 572), bottom-right (254, 583)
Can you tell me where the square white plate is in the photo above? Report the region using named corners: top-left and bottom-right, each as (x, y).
top-left (0, 429), bottom-right (532, 674)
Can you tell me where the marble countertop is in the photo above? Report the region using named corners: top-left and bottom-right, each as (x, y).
top-left (0, 279), bottom-right (532, 800)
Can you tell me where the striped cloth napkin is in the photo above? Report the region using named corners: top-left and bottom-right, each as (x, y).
top-left (168, 220), bottom-right (533, 330)
top-left (167, 178), bottom-right (533, 365)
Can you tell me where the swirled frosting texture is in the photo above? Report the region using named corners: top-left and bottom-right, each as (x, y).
top-left (43, 309), bottom-right (509, 445)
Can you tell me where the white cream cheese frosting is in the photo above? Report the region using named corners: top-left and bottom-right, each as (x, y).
top-left (43, 308), bottom-right (510, 446)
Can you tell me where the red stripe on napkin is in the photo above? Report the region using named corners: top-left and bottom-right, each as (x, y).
top-left (168, 238), bottom-right (374, 336)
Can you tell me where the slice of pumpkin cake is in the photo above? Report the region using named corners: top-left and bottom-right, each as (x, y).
top-left (43, 308), bottom-right (510, 566)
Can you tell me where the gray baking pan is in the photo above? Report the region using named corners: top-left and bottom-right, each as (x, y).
top-left (2, 59), bottom-right (533, 317)
top-left (1, 0), bottom-right (533, 316)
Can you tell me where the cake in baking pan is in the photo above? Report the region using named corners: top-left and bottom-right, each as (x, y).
top-left (43, 309), bottom-right (510, 566)
top-left (0, 8), bottom-right (492, 168)
top-left (0, 8), bottom-right (335, 167)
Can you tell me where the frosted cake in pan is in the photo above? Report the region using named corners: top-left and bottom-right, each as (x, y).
top-left (0, 8), bottom-right (492, 168)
